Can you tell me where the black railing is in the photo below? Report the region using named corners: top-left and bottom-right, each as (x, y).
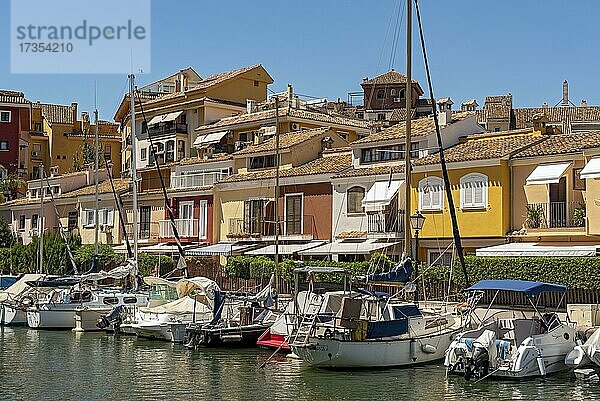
top-left (148, 123), bottom-right (187, 136)
top-left (525, 202), bottom-right (584, 229)
top-left (227, 215), bottom-right (316, 238)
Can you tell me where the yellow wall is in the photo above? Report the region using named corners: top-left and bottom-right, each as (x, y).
top-left (411, 163), bottom-right (510, 239)
top-left (587, 177), bottom-right (600, 235)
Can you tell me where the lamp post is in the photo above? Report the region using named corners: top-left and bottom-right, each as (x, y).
top-left (410, 211), bottom-right (426, 304)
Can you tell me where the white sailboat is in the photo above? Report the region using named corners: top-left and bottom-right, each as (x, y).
top-left (0, 274), bottom-right (47, 325)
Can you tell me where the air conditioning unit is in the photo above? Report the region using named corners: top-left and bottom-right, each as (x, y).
top-left (32, 151), bottom-right (39, 157)
top-left (291, 123), bottom-right (300, 131)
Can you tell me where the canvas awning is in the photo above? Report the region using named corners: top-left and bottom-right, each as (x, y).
top-left (147, 111), bottom-right (183, 125)
top-left (526, 162), bottom-right (571, 185)
top-left (185, 242), bottom-right (259, 256)
top-left (244, 241), bottom-right (327, 255)
top-left (465, 280), bottom-right (566, 296)
top-left (581, 157), bottom-right (600, 179)
top-left (193, 131), bottom-right (229, 147)
top-left (362, 180), bottom-right (404, 212)
top-left (298, 239), bottom-right (399, 256)
top-left (475, 242), bottom-right (600, 257)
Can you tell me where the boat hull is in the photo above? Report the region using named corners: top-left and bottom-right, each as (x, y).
top-left (73, 308), bottom-right (111, 332)
top-left (291, 331), bottom-right (455, 368)
top-left (27, 309), bottom-right (76, 329)
top-left (257, 329), bottom-right (289, 352)
top-left (185, 324), bottom-right (271, 348)
top-left (2, 304), bottom-right (27, 326)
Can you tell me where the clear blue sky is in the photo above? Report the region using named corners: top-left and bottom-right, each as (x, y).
top-left (1, 0), bottom-right (599, 120)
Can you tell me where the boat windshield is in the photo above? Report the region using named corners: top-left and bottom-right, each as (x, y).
top-left (150, 284), bottom-right (179, 301)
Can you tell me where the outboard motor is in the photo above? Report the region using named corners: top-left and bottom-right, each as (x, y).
top-left (464, 345), bottom-right (489, 380)
top-left (97, 305), bottom-right (126, 332)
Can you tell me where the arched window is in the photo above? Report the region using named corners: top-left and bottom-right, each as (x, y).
top-left (376, 89), bottom-right (385, 100)
top-left (399, 89), bottom-right (406, 99)
top-left (460, 173), bottom-right (488, 209)
top-left (390, 88), bottom-right (398, 97)
top-left (419, 177), bottom-right (444, 211)
top-left (347, 186), bottom-right (365, 214)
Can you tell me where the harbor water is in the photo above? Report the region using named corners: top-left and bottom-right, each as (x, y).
top-left (1, 326), bottom-right (599, 400)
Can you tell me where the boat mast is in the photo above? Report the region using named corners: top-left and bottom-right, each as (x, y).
top-left (404, 0), bottom-right (412, 259)
top-left (129, 74), bottom-right (139, 280)
top-left (273, 96), bottom-right (280, 309)
top-left (93, 108), bottom-right (100, 271)
top-left (38, 163), bottom-right (44, 274)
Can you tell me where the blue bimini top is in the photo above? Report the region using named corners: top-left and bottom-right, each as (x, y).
top-left (465, 279), bottom-right (566, 297)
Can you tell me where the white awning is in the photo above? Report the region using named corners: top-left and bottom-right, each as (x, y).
top-left (526, 162), bottom-right (571, 185)
top-left (185, 242), bottom-right (259, 256)
top-left (299, 239), bottom-right (400, 256)
top-left (581, 158), bottom-right (600, 179)
top-left (244, 241), bottom-right (327, 255)
top-left (362, 180), bottom-right (404, 212)
top-left (476, 242), bottom-right (600, 257)
top-left (147, 111), bottom-right (183, 125)
top-left (193, 131), bottom-right (229, 148)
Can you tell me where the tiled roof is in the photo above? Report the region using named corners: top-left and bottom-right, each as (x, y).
top-left (196, 106), bottom-right (370, 132)
top-left (477, 104), bottom-right (511, 121)
top-left (333, 164), bottom-right (404, 179)
top-left (513, 107), bottom-right (600, 134)
top-left (219, 153), bottom-right (352, 183)
top-left (233, 127), bottom-right (331, 155)
top-left (484, 95), bottom-right (512, 106)
top-left (413, 129), bottom-right (541, 166)
top-left (362, 71), bottom-right (413, 85)
top-left (353, 111), bottom-right (475, 145)
top-left (336, 231), bottom-right (367, 239)
top-left (39, 103), bottom-right (73, 124)
top-left (389, 108), bottom-right (417, 122)
top-left (0, 90), bottom-right (29, 104)
top-left (512, 131), bottom-right (600, 158)
top-left (179, 153), bottom-right (233, 166)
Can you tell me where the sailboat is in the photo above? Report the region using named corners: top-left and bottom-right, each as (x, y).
top-left (288, 0), bottom-right (469, 368)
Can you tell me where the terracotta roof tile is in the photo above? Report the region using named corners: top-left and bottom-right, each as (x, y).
top-left (39, 103), bottom-right (74, 124)
top-left (233, 127), bottom-right (331, 155)
top-left (219, 153), bottom-right (352, 183)
top-left (333, 164), bottom-right (404, 179)
top-left (0, 90), bottom-right (29, 104)
top-left (353, 111), bottom-right (475, 145)
top-left (513, 107), bottom-right (600, 134)
top-left (336, 231), bottom-right (367, 239)
top-left (512, 131), bottom-right (600, 158)
top-left (362, 71), bottom-right (413, 85)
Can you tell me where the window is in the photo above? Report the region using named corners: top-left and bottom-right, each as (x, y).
top-left (19, 215), bottom-right (25, 230)
top-left (34, 122), bottom-right (42, 132)
top-left (177, 140), bottom-right (185, 160)
top-left (68, 211), bottom-right (78, 230)
top-left (84, 209), bottom-right (95, 227)
top-left (336, 131), bottom-right (349, 141)
top-left (410, 142), bottom-right (420, 158)
top-left (31, 166), bottom-right (40, 180)
top-left (285, 194), bottom-right (303, 235)
top-left (53, 186), bottom-right (59, 195)
top-left (0, 111), bottom-right (10, 122)
top-left (249, 155), bottom-right (276, 170)
top-left (460, 173), bottom-right (488, 210)
top-left (391, 88), bottom-right (398, 97)
top-left (165, 140), bottom-right (175, 163)
top-left (140, 147), bottom-right (147, 161)
top-left (62, 155), bottom-right (66, 160)
top-left (428, 250), bottom-right (453, 266)
top-left (399, 89), bottom-right (406, 99)
top-left (30, 189), bottom-right (37, 199)
top-left (356, 112), bottom-right (364, 119)
top-left (419, 177), bottom-right (444, 211)
top-left (33, 144), bottom-right (41, 152)
top-left (376, 89), bottom-right (385, 100)
top-left (377, 113), bottom-right (386, 121)
top-left (494, 127), bottom-right (500, 132)
top-left (199, 200), bottom-right (208, 240)
top-left (361, 145), bottom-right (404, 164)
top-left (254, 80), bottom-right (259, 87)
top-left (140, 206), bottom-right (151, 238)
top-left (0, 142), bottom-right (8, 151)
top-left (179, 201), bottom-right (193, 220)
top-left (347, 186), bottom-right (365, 214)
top-left (244, 199), bottom-right (268, 234)
top-left (104, 145), bottom-right (112, 160)
top-left (100, 208), bottom-right (114, 226)
top-left (57, 155), bottom-right (61, 160)
top-left (31, 214), bottom-right (39, 229)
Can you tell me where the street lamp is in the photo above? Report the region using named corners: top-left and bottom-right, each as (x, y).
top-left (410, 211), bottom-right (426, 304)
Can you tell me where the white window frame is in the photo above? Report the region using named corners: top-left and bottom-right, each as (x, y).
top-left (418, 177), bottom-right (444, 211)
top-left (284, 192), bottom-right (304, 235)
top-left (428, 249), bottom-right (454, 266)
top-left (0, 111), bottom-right (11, 123)
top-left (198, 200), bottom-right (208, 240)
top-left (460, 173), bottom-right (488, 210)
top-left (179, 201), bottom-right (194, 220)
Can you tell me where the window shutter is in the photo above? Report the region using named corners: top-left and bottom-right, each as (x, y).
top-left (463, 181), bottom-right (473, 206)
top-left (474, 182), bottom-right (483, 205)
top-left (199, 200), bottom-right (207, 239)
top-left (107, 209), bottom-right (114, 227)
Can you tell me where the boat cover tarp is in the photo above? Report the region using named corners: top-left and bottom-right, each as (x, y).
top-left (366, 318), bottom-right (408, 339)
top-left (176, 277), bottom-right (220, 298)
top-left (138, 296), bottom-right (212, 315)
top-left (78, 261), bottom-right (136, 282)
top-left (0, 274), bottom-right (45, 302)
top-left (366, 258), bottom-right (413, 283)
top-left (392, 304), bottom-right (422, 319)
top-left (466, 279), bottom-right (566, 297)
top-left (299, 239), bottom-right (400, 256)
top-left (143, 276), bottom-right (179, 287)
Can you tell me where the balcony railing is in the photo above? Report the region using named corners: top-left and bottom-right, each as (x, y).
top-left (148, 123), bottom-right (188, 136)
top-left (125, 222), bottom-right (159, 241)
top-left (227, 215), bottom-right (315, 239)
top-left (171, 172), bottom-right (227, 189)
top-left (159, 219), bottom-right (199, 238)
top-left (525, 202), bottom-right (585, 229)
top-left (367, 210), bottom-right (405, 234)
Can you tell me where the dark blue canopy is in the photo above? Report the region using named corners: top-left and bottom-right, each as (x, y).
top-left (466, 280), bottom-right (566, 297)
top-left (367, 258), bottom-right (413, 283)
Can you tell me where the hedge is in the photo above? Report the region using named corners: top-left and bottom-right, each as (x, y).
top-left (423, 255), bottom-right (600, 290)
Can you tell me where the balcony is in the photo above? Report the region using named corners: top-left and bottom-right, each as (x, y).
top-left (227, 215), bottom-right (315, 240)
top-left (525, 202), bottom-right (585, 229)
top-left (367, 211), bottom-right (405, 236)
top-left (171, 172), bottom-right (227, 190)
top-left (125, 222), bottom-right (159, 242)
top-left (159, 219), bottom-right (199, 239)
top-left (148, 123), bottom-right (188, 137)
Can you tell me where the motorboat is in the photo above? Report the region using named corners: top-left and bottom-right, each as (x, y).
top-left (444, 279), bottom-right (577, 380)
top-left (128, 277), bottom-right (218, 343)
top-left (566, 327), bottom-right (600, 368)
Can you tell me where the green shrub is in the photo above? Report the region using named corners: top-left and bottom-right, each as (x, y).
top-left (137, 254), bottom-right (174, 277)
top-left (73, 243), bottom-right (123, 273)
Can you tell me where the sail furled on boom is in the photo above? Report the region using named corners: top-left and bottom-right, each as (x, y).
top-left (134, 90), bottom-right (188, 277)
top-left (414, 0), bottom-right (470, 286)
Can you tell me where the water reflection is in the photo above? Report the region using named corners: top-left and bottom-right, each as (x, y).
top-left (0, 327), bottom-right (599, 400)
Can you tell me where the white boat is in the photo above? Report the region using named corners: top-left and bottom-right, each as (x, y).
top-left (0, 274), bottom-right (47, 325)
top-left (445, 280), bottom-right (577, 380)
top-left (570, 327), bottom-right (600, 367)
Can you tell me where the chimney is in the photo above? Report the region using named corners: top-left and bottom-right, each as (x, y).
top-left (562, 80), bottom-right (569, 107)
top-left (246, 99), bottom-right (256, 114)
top-left (50, 166), bottom-right (60, 177)
top-left (581, 100), bottom-right (588, 108)
top-left (542, 102), bottom-right (549, 110)
top-left (286, 84), bottom-right (293, 102)
top-left (437, 97), bottom-right (454, 126)
top-left (179, 70), bottom-right (187, 92)
top-left (71, 102), bottom-right (78, 123)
